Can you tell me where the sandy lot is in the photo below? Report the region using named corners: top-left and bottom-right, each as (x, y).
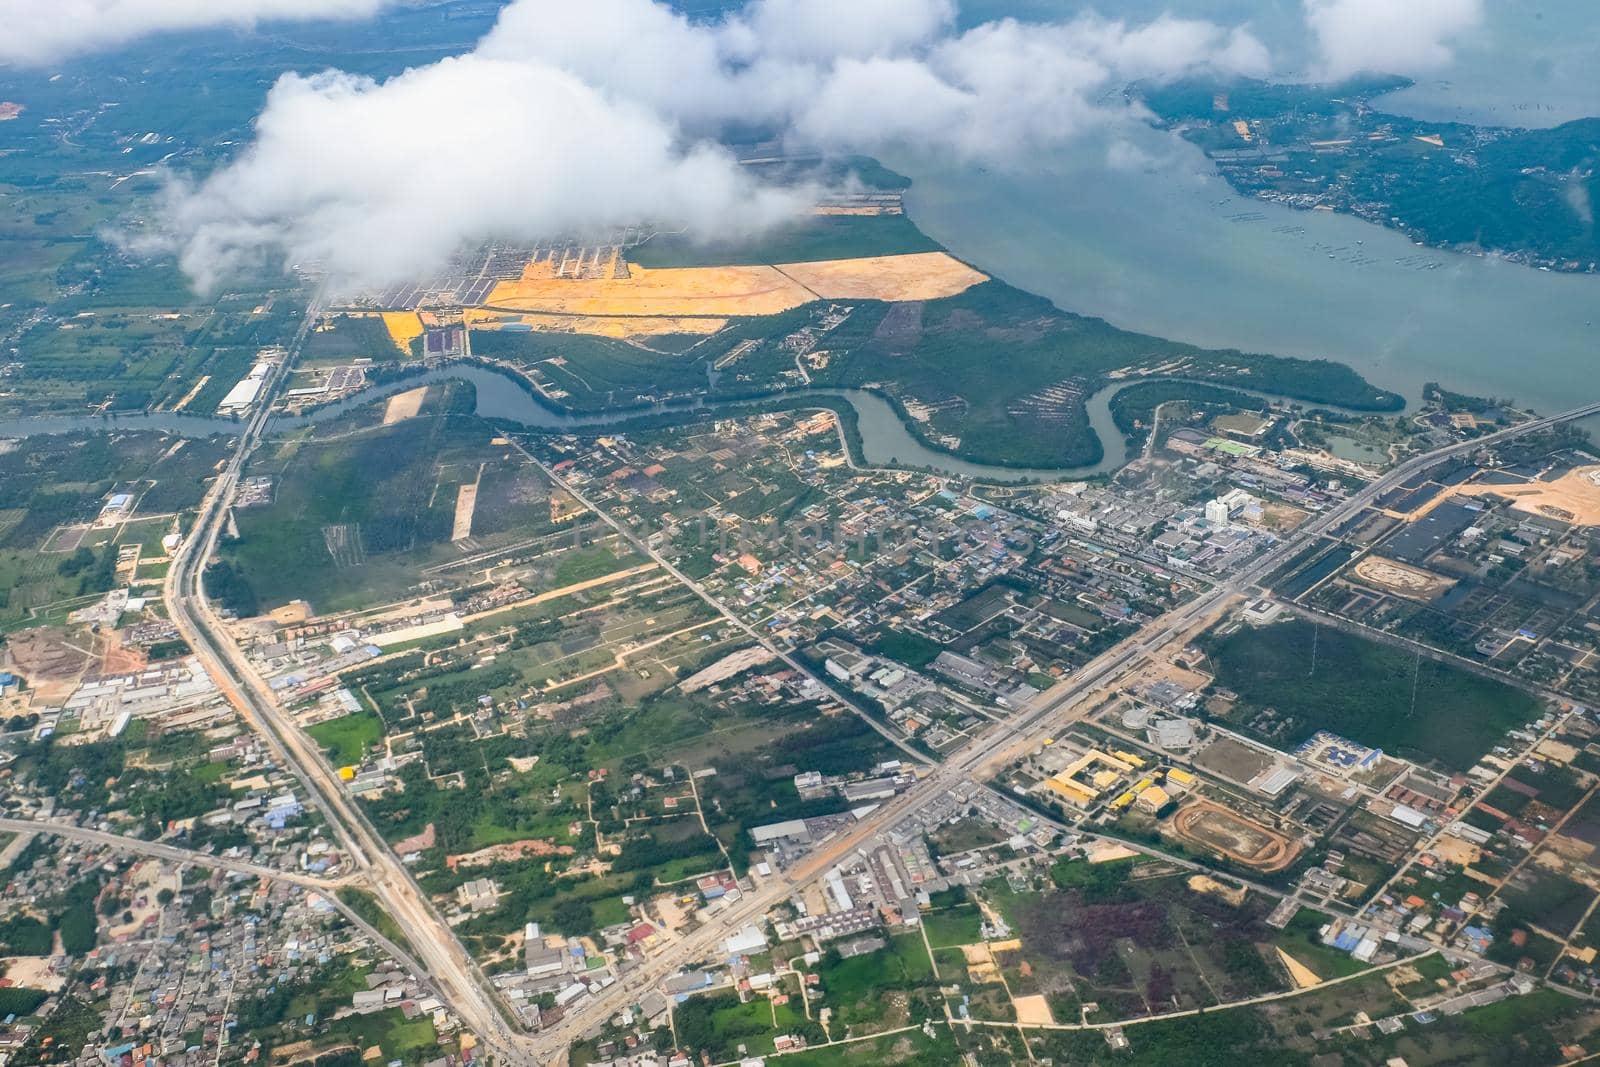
top-left (381, 312), bottom-right (424, 353)
top-left (1013, 994), bottom-right (1055, 1026)
top-left (776, 252), bottom-right (987, 301)
top-left (679, 646), bottom-right (779, 693)
top-left (481, 252), bottom-right (987, 319)
top-left (1186, 873), bottom-right (1247, 906)
top-left (0, 956), bottom-right (64, 991)
top-left (1469, 465), bottom-right (1600, 525)
top-left (961, 943), bottom-right (1001, 983)
top-left (1085, 841), bottom-right (1140, 864)
top-left (452, 476), bottom-right (480, 542)
top-left (486, 264), bottom-right (816, 318)
top-left (1276, 947), bottom-right (1322, 989)
top-left (383, 387), bottom-right (427, 425)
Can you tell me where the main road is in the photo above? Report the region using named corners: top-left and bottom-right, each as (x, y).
top-left (525, 395), bottom-right (1600, 1057)
top-left (159, 314), bottom-right (1600, 1065)
top-left (160, 299), bottom-right (539, 1062)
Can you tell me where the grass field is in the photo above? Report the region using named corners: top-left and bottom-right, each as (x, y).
top-left (223, 413), bottom-right (542, 612)
top-left (817, 931), bottom-right (935, 1000)
top-left (922, 903), bottom-right (984, 949)
top-left (1205, 619), bottom-right (1542, 769)
top-left (308, 710), bottom-right (384, 767)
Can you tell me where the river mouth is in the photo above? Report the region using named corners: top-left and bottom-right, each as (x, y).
top-left (0, 363), bottom-right (1392, 484)
top-left (884, 125), bottom-right (1600, 420)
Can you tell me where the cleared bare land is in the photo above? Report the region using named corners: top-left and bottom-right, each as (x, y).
top-left (1012, 994), bottom-right (1055, 1025)
top-left (775, 252), bottom-right (988, 302)
top-left (485, 263), bottom-right (817, 318)
top-left (1351, 555), bottom-right (1457, 600)
top-left (451, 478), bottom-right (479, 543)
top-left (481, 252), bottom-right (987, 319)
top-left (463, 308), bottom-right (728, 339)
top-left (382, 387), bottom-right (427, 425)
top-left (1468, 465), bottom-right (1600, 525)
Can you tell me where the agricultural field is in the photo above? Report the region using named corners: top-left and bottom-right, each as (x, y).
top-left (1203, 618), bottom-right (1543, 771)
top-left (0, 431), bottom-right (229, 633)
top-left (5, 271), bottom-right (306, 416)
top-left (220, 407), bottom-right (560, 613)
top-left (302, 313), bottom-right (408, 365)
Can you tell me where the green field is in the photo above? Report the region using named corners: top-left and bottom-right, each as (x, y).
top-left (222, 413), bottom-right (535, 612)
top-left (816, 932), bottom-right (935, 1001)
top-left (922, 903), bottom-right (984, 949)
top-left (1206, 619), bottom-right (1542, 769)
top-left (308, 711), bottom-right (384, 767)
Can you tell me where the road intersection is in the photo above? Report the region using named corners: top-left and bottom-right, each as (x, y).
top-left (152, 313), bottom-right (1600, 1065)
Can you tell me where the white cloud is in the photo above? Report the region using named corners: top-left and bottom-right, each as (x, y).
top-left (727, 0), bottom-right (957, 63)
top-left (1305, 0), bottom-right (1484, 81)
top-left (154, 0), bottom-right (1275, 291)
top-left (0, 0), bottom-right (390, 66)
top-left (150, 58), bottom-right (807, 292)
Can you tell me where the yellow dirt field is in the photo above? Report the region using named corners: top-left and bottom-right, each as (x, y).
top-left (961, 943), bottom-right (1001, 983)
top-left (776, 252), bottom-right (988, 301)
top-left (0, 955), bottom-right (63, 990)
top-left (381, 312), bottom-right (424, 352)
top-left (1467, 465), bottom-right (1600, 525)
top-left (452, 480), bottom-right (479, 542)
top-left (481, 252), bottom-right (987, 318)
top-left (1013, 994), bottom-right (1055, 1026)
top-left (463, 308), bottom-right (726, 339)
top-left (1186, 874), bottom-right (1247, 907)
top-left (485, 264), bottom-right (816, 318)
top-left (1432, 836), bottom-right (1483, 867)
top-left (1276, 947), bottom-right (1322, 989)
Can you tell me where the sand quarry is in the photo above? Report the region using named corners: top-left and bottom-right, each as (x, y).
top-left (1469, 465), bottom-right (1600, 526)
top-left (481, 252), bottom-right (987, 320)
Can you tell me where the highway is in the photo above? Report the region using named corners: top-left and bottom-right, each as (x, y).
top-left (158, 298), bottom-right (538, 1062)
top-left (155, 320), bottom-right (1600, 1066)
top-left (525, 395), bottom-right (1600, 1057)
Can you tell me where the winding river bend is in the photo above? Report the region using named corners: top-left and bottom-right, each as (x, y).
top-left (0, 364), bottom-right (1355, 484)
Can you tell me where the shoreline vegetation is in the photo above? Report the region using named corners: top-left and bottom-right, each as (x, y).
top-left (468, 266), bottom-right (1401, 469)
top-left (5, 158), bottom-right (1406, 474)
top-left (1140, 75), bottom-right (1600, 273)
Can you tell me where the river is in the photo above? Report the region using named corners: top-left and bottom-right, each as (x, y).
top-left (909, 0), bottom-right (1600, 416)
top-left (0, 367), bottom-right (1116, 482)
top-left (0, 365), bottom-right (1361, 484)
top-left (8, 2), bottom-right (1596, 476)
